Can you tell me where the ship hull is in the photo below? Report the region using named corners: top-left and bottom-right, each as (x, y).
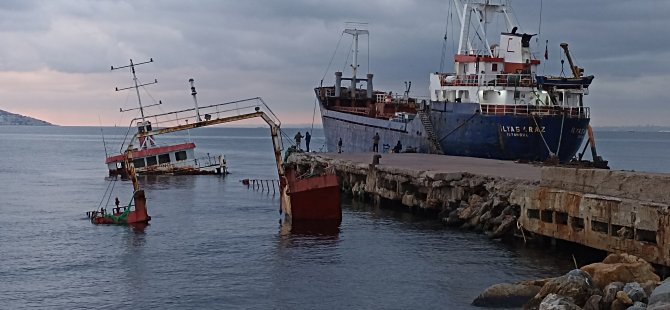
top-left (286, 168), bottom-right (341, 221)
top-left (320, 100), bottom-right (589, 163)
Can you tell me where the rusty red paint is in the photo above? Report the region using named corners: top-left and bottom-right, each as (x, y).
top-left (285, 167), bottom-right (341, 221)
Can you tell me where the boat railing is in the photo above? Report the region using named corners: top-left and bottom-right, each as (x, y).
top-left (331, 106), bottom-right (369, 115)
top-left (121, 97), bottom-right (281, 151)
top-left (136, 97), bottom-right (281, 129)
top-left (374, 93), bottom-right (416, 105)
top-left (439, 73), bottom-right (537, 88)
top-left (480, 104), bottom-right (590, 118)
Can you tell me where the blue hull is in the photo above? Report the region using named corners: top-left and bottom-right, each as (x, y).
top-left (320, 100), bottom-right (589, 163)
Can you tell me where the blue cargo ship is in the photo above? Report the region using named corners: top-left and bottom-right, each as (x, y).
top-left (316, 1), bottom-right (594, 163)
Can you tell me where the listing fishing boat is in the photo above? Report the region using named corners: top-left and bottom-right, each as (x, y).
top-left (88, 146), bottom-right (151, 225)
top-left (105, 59), bottom-right (227, 176)
top-left (316, 1), bottom-right (595, 163)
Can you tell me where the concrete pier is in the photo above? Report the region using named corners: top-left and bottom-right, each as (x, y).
top-left (287, 152), bottom-right (670, 266)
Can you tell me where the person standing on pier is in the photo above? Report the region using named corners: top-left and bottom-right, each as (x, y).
top-left (372, 132), bottom-right (380, 153)
top-left (393, 140), bottom-right (403, 153)
top-left (338, 137), bottom-right (343, 153)
top-left (305, 131), bottom-right (311, 152)
top-left (294, 132), bottom-right (304, 150)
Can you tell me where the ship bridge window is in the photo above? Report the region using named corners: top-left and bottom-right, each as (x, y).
top-left (146, 156), bottom-right (158, 166)
top-left (133, 158), bottom-right (146, 168)
top-left (175, 151), bottom-right (188, 161)
top-left (159, 153), bottom-right (171, 164)
top-left (492, 63), bottom-right (498, 71)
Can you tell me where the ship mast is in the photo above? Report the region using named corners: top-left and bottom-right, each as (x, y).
top-left (454, 0), bottom-right (515, 56)
top-left (344, 26), bottom-right (368, 98)
top-left (111, 58), bottom-right (160, 148)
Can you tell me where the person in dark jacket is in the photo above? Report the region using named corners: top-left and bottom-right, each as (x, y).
top-left (338, 137), bottom-right (343, 153)
top-left (392, 140), bottom-right (402, 153)
top-left (305, 131), bottom-right (311, 152)
top-left (294, 132), bottom-right (304, 150)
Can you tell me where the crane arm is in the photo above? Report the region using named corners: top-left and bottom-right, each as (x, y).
top-left (560, 43), bottom-right (581, 78)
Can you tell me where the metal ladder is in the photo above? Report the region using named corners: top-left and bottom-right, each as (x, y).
top-left (417, 111), bottom-right (443, 155)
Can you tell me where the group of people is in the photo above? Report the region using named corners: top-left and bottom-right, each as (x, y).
top-left (293, 131), bottom-right (402, 154)
top-left (373, 132), bottom-right (402, 153)
top-left (294, 131), bottom-right (312, 152)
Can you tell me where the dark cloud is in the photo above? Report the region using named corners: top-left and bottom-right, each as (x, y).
top-left (0, 0), bottom-right (668, 126)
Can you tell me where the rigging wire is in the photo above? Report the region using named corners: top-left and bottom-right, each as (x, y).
top-left (320, 32), bottom-right (345, 84)
top-left (104, 178), bottom-right (117, 209)
top-left (439, 0), bottom-right (453, 72)
top-left (310, 98), bottom-right (317, 132)
top-left (342, 38), bottom-right (354, 73)
top-left (99, 115), bottom-right (108, 158)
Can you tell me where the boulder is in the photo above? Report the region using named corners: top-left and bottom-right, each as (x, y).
top-left (538, 294), bottom-right (582, 310)
top-left (524, 269), bottom-right (601, 309)
top-left (580, 254), bottom-right (660, 289)
top-left (641, 280), bottom-right (660, 297)
top-left (617, 291), bottom-right (634, 306)
top-left (648, 279), bottom-right (670, 310)
top-left (627, 301), bottom-right (648, 310)
top-left (624, 282), bottom-right (649, 303)
top-left (603, 282), bottom-right (625, 307)
top-left (610, 299), bottom-right (629, 310)
top-left (444, 208), bottom-right (464, 227)
top-left (489, 215), bottom-right (516, 239)
top-left (472, 283), bottom-right (542, 308)
top-left (458, 194), bottom-right (484, 220)
top-left (582, 294), bottom-right (601, 310)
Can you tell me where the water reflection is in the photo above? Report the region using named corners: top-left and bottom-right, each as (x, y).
top-left (277, 219), bottom-right (341, 249)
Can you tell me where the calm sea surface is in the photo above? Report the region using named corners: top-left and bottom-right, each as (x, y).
top-left (0, 126), bottom-right (668, 309)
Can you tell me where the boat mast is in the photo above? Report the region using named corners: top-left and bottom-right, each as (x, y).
top-left (111, 58), bottom-right (159, 131)
top-left (112, 58), bottom-right (160, 149)
top-left (344, 26), bottom-right (368, 98)
top-left (454, 0), bottom-right (513, 56)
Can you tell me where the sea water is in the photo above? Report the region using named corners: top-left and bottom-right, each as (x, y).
top-left (0, 126), bottom-right (667, 309)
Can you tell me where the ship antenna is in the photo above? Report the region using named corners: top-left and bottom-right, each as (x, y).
top-left (111, 58), bottom-right (157, 130)
top-left (189, 78), bottom-right (202, 122)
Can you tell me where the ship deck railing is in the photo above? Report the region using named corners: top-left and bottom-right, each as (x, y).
top-left (119, 97), bottom-right (281, 152)
top-left (439, 73), bottom-right (538, 88)
top-left (330, 106), bottom-right (369, 115)
top-left (480, 104), bottom-right (590, 118)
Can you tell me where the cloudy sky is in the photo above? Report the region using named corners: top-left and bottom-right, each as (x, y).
top-left (0, 0), bottom-right (668, 126)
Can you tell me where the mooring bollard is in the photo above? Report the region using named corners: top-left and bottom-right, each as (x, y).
top-left (372, 154), bottom-right (382, 166)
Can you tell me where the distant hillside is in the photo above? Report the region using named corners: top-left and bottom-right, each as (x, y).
top-left (0, 109), bottom-right (52, 126)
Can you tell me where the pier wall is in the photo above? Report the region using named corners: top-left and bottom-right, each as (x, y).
top-left (512, 168), bottom-right (670, 266)
top-left (288, 153), bottom-right (670, 266)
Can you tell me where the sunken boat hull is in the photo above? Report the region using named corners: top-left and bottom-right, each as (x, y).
top-left (286, 167), bottom-right (341, 221)
top-left (106, 142), bottom-right (227, 176)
